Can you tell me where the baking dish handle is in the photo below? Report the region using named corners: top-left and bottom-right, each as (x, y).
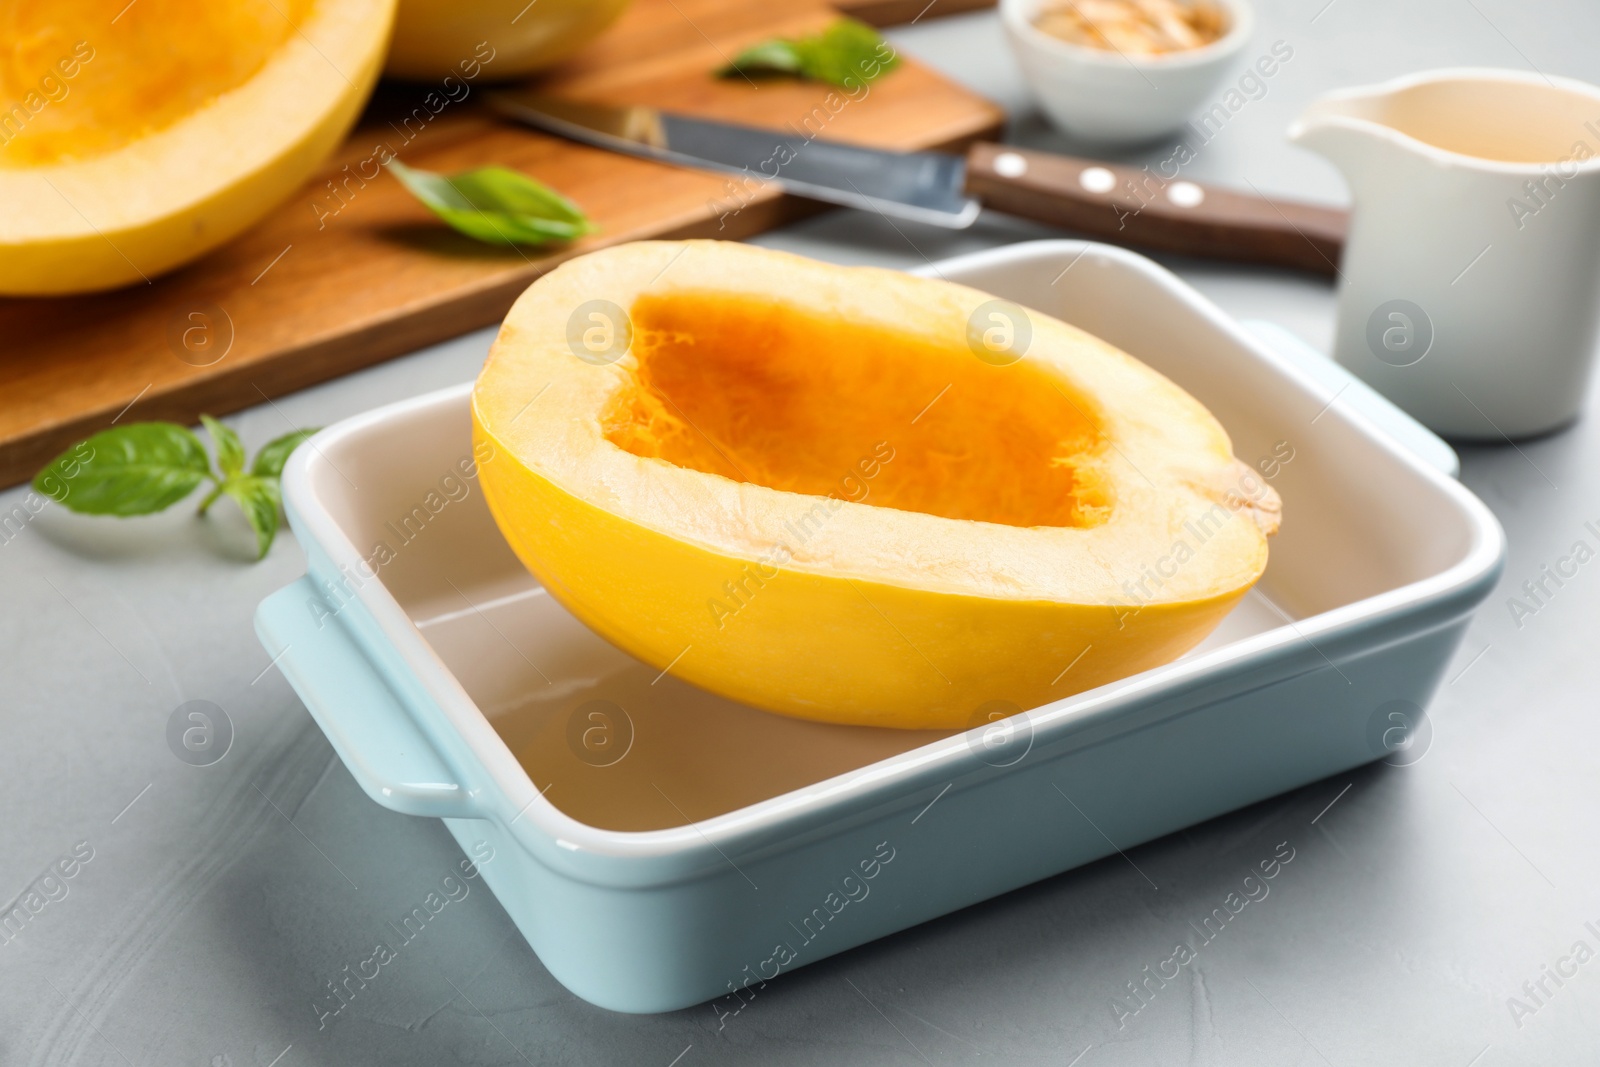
top-left (255, 578), bottom-right (481, 820)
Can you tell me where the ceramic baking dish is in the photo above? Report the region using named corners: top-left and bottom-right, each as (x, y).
top-left (256, 240), bottom-right (1503, 1014)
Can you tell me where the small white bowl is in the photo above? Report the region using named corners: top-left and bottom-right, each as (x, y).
top-left (1000, 0), bottom-right (1255, 145)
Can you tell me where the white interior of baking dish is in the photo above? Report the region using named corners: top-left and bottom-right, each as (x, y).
top-left (298, 243), bottom-right (1490, 833)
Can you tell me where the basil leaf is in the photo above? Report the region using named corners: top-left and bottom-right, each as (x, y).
top-left (223, 475), bottom-right (282, 560)
top-left (33, 423), bottom-right (212, 516)
top-left (388, 160), bottom-right (595, 247)
top-left (726, 39), bottom-right (804, 75)
top-left (798, 20), bottom-right (901, 86)
top-left (201, 414), bottom-right (245, 477)
top-left (251, 428), bottom-right (320, 479)
top-left (721, 19), bottom-right (899, 87)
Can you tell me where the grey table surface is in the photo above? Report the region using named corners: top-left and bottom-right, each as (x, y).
top-left (5, 2), bottom-right (1600, 1064)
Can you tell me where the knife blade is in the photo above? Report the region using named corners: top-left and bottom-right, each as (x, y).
top-left (484, 89), bottom-right (1348, 274)
top-left (484, 91), bottom-right (981, 229)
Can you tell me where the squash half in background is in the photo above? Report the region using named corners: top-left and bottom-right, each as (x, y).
top-left (0, 0), bottom-right (395, 295)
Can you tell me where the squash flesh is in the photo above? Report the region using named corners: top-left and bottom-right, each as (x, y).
top-left (603, 292), bottom-right (1112, 530)
top-left (0, 0), bottom-right (313, 167)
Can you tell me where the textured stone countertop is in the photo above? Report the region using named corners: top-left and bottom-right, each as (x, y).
top-left (5, 2), bottom-right (1600, 1064)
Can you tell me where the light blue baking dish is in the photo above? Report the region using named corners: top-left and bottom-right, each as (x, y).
top-left (256, 241), bottom-right (1503, 1014)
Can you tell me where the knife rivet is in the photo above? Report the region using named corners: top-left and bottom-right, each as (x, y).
top-left (1167, 181), bottom-right (1205, 208)
top-left (1078, 166), bottom-right (1116, 194)
top-left (993, 151), bottom-right (1029, 179)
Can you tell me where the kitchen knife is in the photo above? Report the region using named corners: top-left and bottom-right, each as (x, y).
top-left (484, 90), bottom-right (1347, 275)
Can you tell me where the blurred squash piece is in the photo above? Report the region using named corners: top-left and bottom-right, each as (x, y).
top-left (384, 0), bottom-right (631, 81)
top-left (0, 0), bottom-right (396, 295)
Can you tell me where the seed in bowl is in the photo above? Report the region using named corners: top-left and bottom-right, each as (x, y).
top-left (1033, 0), bottom-right (1227, 55)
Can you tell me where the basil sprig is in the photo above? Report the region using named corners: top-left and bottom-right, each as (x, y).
top-left (720, 19), bottom-right (900, 87)
top-left (387, 159), bottom-right (596, 247)
top-left (33, 418), bottom-right (319, 560)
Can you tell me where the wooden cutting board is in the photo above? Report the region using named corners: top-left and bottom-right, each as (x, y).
top-left (0, 0), bottom-right (1002, 490)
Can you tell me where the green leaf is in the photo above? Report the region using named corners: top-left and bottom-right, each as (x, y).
top-left (223, 475), bottom-right (282, 560)
top-left (29, 416), bottom-right (314, 562)
top-left (726, 38), bottom-right (804, 75)
top-left (33, 422), bottom-right (212, 516)
top-left (251, 428), bottom-right (321, 479)
top-left (200, 414), bottom-right (244, 477)
top-left (720, 18), bottom-right (900, 87)
top-left (387, 160), bottom-right (596, 247)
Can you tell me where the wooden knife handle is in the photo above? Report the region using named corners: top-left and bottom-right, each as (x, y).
top-left (964, 143), bottom-right (1347, 276)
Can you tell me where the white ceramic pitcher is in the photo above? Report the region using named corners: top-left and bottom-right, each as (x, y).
top-left (1290, 68), bottom-right (1600, 439)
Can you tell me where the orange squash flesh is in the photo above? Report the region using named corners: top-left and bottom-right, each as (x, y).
top-left (603, 292), bottom-right (1111, 530)
top-left (0, 0), bottom-right (314, 167)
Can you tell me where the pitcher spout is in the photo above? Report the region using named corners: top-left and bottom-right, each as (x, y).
top-left (1287, 87), bottom-right (1407, 192)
